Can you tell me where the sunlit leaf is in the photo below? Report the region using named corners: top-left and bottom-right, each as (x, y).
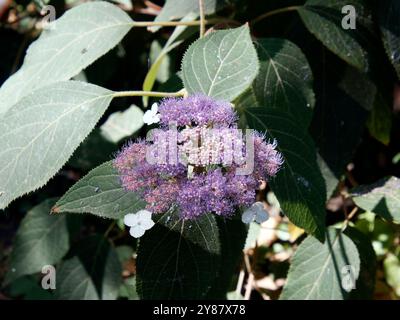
top-left (299, 0), bottom-right (374, 71)
top-left (0, 81), bottom-right (113, 209)
top-left (0, 2), bottom-right (132, 115)
top-left (182, 25), bottom-right (259, 102)
top-left (281, 228), bottom-right (360, 300)
top-left (351, 176), bottom-right (400, 223)
top-left (100, 105), bottom-right (144, 143)
top-left (54, 161), bottom-right (145, 219)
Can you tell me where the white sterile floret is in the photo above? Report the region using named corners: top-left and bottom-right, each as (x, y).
top-left (124, 210), bottom-right (155, 238)
top-left (241, 202), bottom-right (269, 224)
top-left (143, 103), bottom-right (160, 125)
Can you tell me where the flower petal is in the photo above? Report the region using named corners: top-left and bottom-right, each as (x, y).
top-left (143, 110), bottom-right (153, 124)
top-left (252, 202), bottom-right (269, 224)
top-left (151, 103), bottom-right (158, 113)
top-left (141, 218), bottom-right (155, 230)
top-left (241, 208), bottom-right (255, 224)
top-left (253, 202), bottom-right (265, 211)
top-left (153, 114), bottom-right (160, 123)
top-left (124, 213), bottom-right (138, 227)
top-left (137, 209), bottom-right (152, 221)
top-left (143, 108), bottom-right (160, 125)
top-left (129, 226), bottom-right (145, 238)
top-left (255, 209), bottom-right (269, 224)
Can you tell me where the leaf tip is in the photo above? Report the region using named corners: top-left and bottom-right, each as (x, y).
top-left (51, 205), bottom-right (60, 214)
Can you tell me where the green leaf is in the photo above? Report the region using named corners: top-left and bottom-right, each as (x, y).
top-left (112, 0), bottom-right (133, 10)
top-left (149, 40), bottom-right (174, 84)
top-left (206, 217), bottom-right (247, 299)
top-left (299, 0), bottom-right (373, 71)
top-left (5, 199), bottom-right (69, 283)
top-left (280, 228), bottom-right (360, 300)
top-left (182, 25), bottom-right (259, 102)
top-left (393, 153), bottom-right (400, 164)
top-left (355, 212), bottom-right (396, 258)
top-left (56, 257), bottom-right (99, 300)
top-left (143, 13), bottom-right (197, 106)
top-left (68, 128), bottom-right (118, 171)
top-left (310, 66), bottom-right (376, 198)
top-left (316, 154), bottom-right (339, 200)
top-left (0, 81), bottom-right (113, 210)
top-left (54, 161), bottom-right (145, 219)
top-left (245, 107), bottom-right (326, 240)
top-left (366, 92), bottom-right (393, 146)
top-left (136, 210), bottom-right (221, 299)
top-left (100, 105), bottom-right (144, 143)
top-left (70, 235), bottom-right (122, 300)
top-left (344, 227), bottom-right (376, 300)
top-left (119, 277), bottom-right (140, 300)
top-left (156, 0), bottom-right (218, 21)
top-left (0, 1), bottom-right (132, 115)
top-left (234, 87), bottom-right (260, 111)
top-left (9, 275), bottom-right (54, 300)
top-left (384, 253), bottom-right (400, 296)
top-left (116, 245), bottom-right (134, 264)
top-left (252, 38), bottom-right (315, 128)
top-left (244, 222), bottom-right (261, 250)
top-left (351, 176), bottom-right (400, 223)
top-left (151, 0), bottom-right (221, 32)
top-left (379, 0), bottom-right (400, 79)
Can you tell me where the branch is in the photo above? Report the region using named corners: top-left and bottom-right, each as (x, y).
top-left (113, 89), bottom-right (185, 98)
top-left (199, 0), bottom-right (205, 37)
top-left (251, 6), bottom-right (300, 26)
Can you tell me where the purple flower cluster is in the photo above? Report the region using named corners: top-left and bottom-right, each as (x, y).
top-left (158, 94), bottom-right (238, 128)
top-left (114, 94), bottom-right (283, 219)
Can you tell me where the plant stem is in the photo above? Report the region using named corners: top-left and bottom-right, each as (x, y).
top-left (251, 6), bottom-right (300, 26)
top-left (199, 0), bottom-right (206, 37)
top-left (104, 221), bottom-right (117, 238)
top-left (243, 254), bottom-right (254, 300)
top-left (342, 207), bottom-right (359, 231)
top-left (131, 17), bottom-right (232, 28)
top-left (235, 267), bottom-right (246, 296)
top-left (244, 273), bottom-right (254, 300)
top-left (113, 89), bottom-right (185, 98)
top-left (347, 207), bottom-right (359, 221)
top-left (130, 17), bottom-right (240, 29)
top-left (11, 32), bottom-right (30, 75)
top-left (132, 20), bottom-right (203, 27)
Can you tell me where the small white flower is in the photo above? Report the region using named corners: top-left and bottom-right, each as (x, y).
top-left (124, 210), bottom-right (155, 238)
top-left (241, 202), bottom-right (269, 224)
top-left (143, 103), bottom-right (160, 125)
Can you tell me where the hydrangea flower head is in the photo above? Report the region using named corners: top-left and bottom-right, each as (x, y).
top-left (114, 94), bottom-right (284, 221)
